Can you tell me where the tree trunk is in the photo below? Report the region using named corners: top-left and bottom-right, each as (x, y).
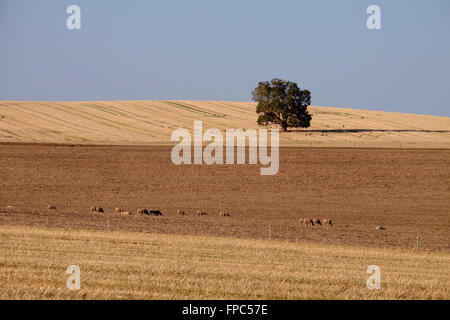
top-left (281, 122), bottom-right (288, 132)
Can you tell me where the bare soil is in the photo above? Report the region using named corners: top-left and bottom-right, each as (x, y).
top-left (0, 144), bottom-right (449, 250)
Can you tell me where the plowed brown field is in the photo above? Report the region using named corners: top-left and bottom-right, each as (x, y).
top-left (1, 144), bottom-right (449, 251)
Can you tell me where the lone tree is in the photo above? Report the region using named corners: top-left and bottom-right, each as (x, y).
top-left (252, 78), bottom-right (312, 132)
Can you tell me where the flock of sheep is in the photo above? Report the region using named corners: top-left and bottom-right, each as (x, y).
top-left (87, 206), bottom-right (230, 217)
top-left (299, 218), bottom-right (333, 226)
top-left (298, 217), bottom-right (386, 231)
top-left (47, 204), bottom-right (387, 231)
top-left (178, 210), bottom-right (230, 217)
top-left (88, 206), bottom-right (163, 216)
top-left (48, 204), bottom-right (231, 217)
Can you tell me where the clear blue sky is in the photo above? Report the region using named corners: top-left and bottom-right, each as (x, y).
top-left (1, 0), bottom-right (449, 116)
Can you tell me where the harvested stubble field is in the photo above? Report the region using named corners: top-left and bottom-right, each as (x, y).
top-left (0, 225), bottom-right (448, 299)
top-left (1, 100), bottom-right (450, 148)
top-left (0, 144), bottom-right (449, 251)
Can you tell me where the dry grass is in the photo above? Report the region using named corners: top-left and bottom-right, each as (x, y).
top-left (0, 225), bottom-right (448, 300)
top-left (1, 100), bottom-right (449, 148)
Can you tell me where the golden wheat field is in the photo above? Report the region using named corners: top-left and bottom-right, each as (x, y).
top-left (0, 225), bottom-right (448, 300)
top-left (1, 100), bottom-right (450, 148)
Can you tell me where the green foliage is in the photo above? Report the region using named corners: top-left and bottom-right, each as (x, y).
top-left (252, 78), bottom-right (312, 132)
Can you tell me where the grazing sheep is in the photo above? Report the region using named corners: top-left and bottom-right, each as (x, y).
top-left (121, 211), bottom-right (132, 216)
top-left (196, 210), bottom-right (207, 216)
top-left (176, 210), bottom-right (186, 216)
top-left (322, 218), bottom-right (333, 226)
top-left (219, 211), bottom-right (230, 217)
top-left (115, 207), bottom-right (124, 213)
top-left (150, 210), bottom-right (162, 216)
top-left (313, 218), bottom-right (322, 226)
top-left (299, 218), bottom-right (312, 226)
top-left (47, 204), bottom-right (56, 210)
top-left (90, 206), bottom-right (103, 213)
top-left (375, 226), bottom-right (386, 231)
top-left (138, 208), bottom-right (149, 215)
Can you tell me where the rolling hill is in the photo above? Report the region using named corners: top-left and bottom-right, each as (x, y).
top-left (0, 100), bottom-right (449, 148)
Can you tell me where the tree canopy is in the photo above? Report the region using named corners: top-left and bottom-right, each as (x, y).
top-left (252, 78), bottom-right (312, 132)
